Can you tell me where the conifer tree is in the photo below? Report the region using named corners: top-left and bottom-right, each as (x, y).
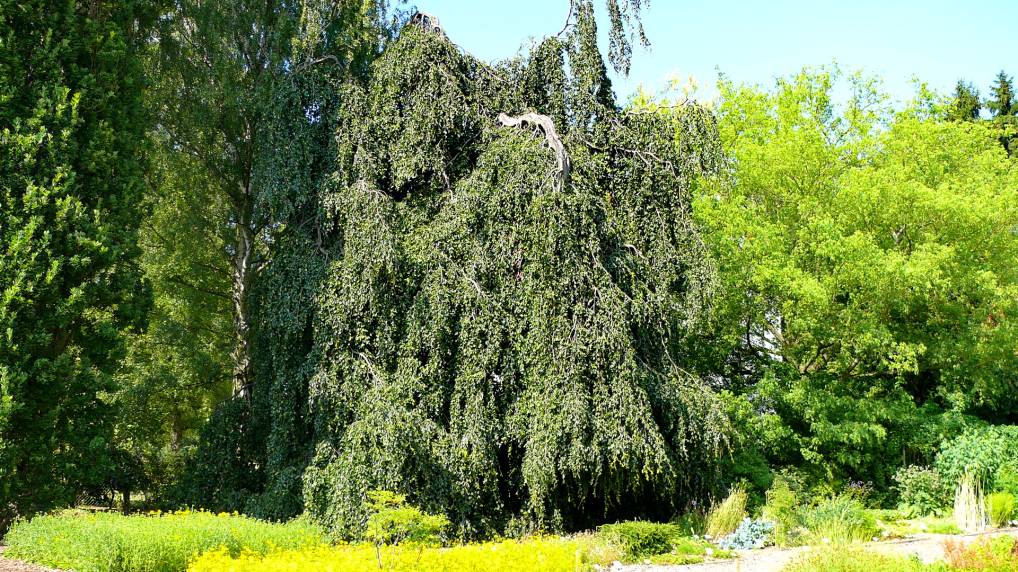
top-left (988, 70), bottom-right (1014, 117)
top-left (951, 80), bottom-right (982, 121)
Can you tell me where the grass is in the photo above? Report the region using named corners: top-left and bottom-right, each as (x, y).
top-left (781, 547), bottom-right (937, 572)
top-left (800, 494), bottom-right (879, 544)
top-left (926, 519), bottom-right (965, 535)
top-left (985, 493), bottom-right (1016, 528)
top-left (782, 537), bottom-right (1018, 572)
top-left (706, 487), bottom-right (748, 538)
top-left (3, 509), bottom-right (324, 572)
top-left (872, 512), bottom-right (963, 538)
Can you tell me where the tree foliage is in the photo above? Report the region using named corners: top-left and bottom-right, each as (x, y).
top-left (0, 0), bottom-right (154, 528)
top-left (986, 71), bottom-right (1017, 155)
top-left (133, 0), bottom-right (398, 508)
top-left (987, 71), bottom-right (1014, 118)
top-left (693, 68), bottom-right (1018, 491)
top-left (206, 7), bottom-right (732, 537)
top-left (951, 80), bottom-right (982, 121)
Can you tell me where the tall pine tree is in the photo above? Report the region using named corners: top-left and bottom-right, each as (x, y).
top-left (988, 70), bottom-right (1014, 118)
top-left (0, 0), bottom-right (154, 529)
top-left (951, 80), bottom-right (982, 121)
top-left (987, 70), bottom-right (1016, 155)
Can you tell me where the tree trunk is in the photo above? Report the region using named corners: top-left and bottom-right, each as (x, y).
top-left (169, 408), bottom-right (183, 452)
top-left (231, 189), bottom-right (255, 398)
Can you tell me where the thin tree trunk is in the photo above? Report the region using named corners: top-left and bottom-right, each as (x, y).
top-left (231, 189), bottom-right (255, 398)
top-left (169, 409), bottom-right (183, 452)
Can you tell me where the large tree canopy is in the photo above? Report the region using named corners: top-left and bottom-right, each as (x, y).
top-left (179, 5), bottom-right (732, 536)
top-left (0, 0), bottom-right (154, 529)
top-left (693, 69), bottom-right (1018, 491)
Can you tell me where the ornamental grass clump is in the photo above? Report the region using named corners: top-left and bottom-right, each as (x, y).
top-left (799, 494), bottom-right (878, 544)
top-left (597, 521), bottom-right (686, 560)
top-left (985, 492), bottom-right (1016, 528)
top-left (954, 473), bottom-right (988, 533)
top-left (706, 487), bottom-right (748, 538)
top-left (3, 509), bottom-right (323, 572)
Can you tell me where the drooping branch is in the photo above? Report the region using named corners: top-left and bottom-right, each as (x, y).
top-left (497, 112), bottom-right (571, 191)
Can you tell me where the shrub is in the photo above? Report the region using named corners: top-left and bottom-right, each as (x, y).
top-left (597, 521), bottom-right (681, 559)
top-left (762, 476), bottom-right (800, 546)
top-left (188, 538), bottom-right (593, 572)
top-left (943, 536), bottom-right (1018, 571)
top-left (706, 487), bottom-right (748, 538)
top-left (3, 509), bottom-right (323, 572)
top-left (893, 466), bottom-right (951, 517)
top-left (799, 494), bottom-right (878, 544)
top-left (995, 465), bottom-right (1018, 497)
top-left (717, 518), bottom-right (773, 550)
top-left (781, 547), bottom-right (931, 572)
top-left (936, 426), bottom-right (1018, 490)
top-left (594, 519), bottom-right (728, 561)
top-left (363, 490), bottom-right (449, 546)
top-left (985, 492), bottom-right (1016, 528)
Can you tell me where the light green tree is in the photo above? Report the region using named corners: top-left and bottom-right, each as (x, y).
top-left (689, 68), bottom-right (1018, 487)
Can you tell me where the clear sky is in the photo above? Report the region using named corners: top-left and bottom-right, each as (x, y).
top-left (412, 0), bottom-right (1018, 106)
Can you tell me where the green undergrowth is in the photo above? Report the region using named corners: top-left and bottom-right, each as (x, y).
top-left (3, 510), bottom-right (324, 572)
top-left (782, 548), bottom-right (941, 572)
top-left (783, 536), bottom-right (1018, 572)
top-left (870, 510), bottom-right (963, 538)
top-left (3, 510), bottom-right (738, 572)
top-left (596, 520), bottom-right (732, 564)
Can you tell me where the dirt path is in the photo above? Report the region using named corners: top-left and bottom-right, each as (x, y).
top-left (618, 528), bottom-right (1018, 572)
top-left (0, 546), bottom-right (59, 572)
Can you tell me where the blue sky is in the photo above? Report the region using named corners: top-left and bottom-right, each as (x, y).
top-left (412, 0), bottom-right (1018, 106)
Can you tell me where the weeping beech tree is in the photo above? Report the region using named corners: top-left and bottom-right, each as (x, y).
top-left (293, 11), bottom-right (729, 535)
top-left (185, 2), bottom-right (729, 536)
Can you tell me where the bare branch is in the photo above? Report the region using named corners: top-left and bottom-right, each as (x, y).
top-left (497, 112), bottom-right (571, 191)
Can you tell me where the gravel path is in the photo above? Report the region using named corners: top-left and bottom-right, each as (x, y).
top-left (618, 528), bottom-right (1018, 572)
top-left (0, 546), bottom-right (60, 572)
